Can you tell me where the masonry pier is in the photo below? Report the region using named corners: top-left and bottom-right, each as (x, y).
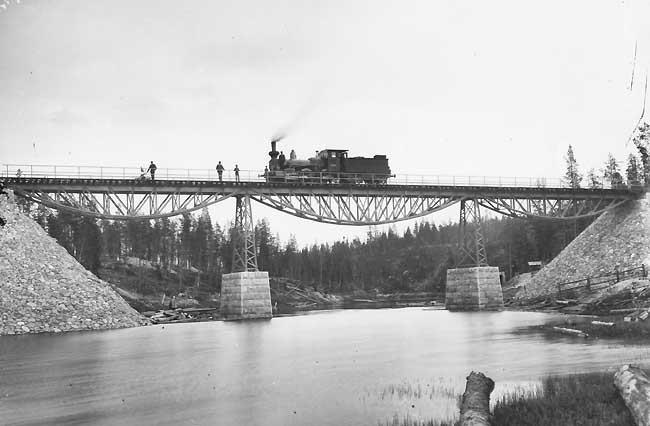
top-left (220, 195), bottom-right (273, 320)
top-left (445, 266), bottom-right (504, 311)
top-left (220, 271), bottom-right (273, 320)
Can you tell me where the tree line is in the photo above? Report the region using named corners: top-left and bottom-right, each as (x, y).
top-left (17, 123), bottom-right (650, 295)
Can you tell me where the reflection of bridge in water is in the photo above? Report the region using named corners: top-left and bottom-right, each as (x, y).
top-left (3, 164), bottom-right (644, 317)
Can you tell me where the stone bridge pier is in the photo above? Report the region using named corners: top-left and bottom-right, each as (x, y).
top-left (220, 195), bottom-right (272, 320)
top-left (445, 266), bottom-right (503, 311)
top-left (445, 199), bottom-right (503, 311)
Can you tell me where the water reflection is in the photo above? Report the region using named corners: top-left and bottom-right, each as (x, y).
top-left (2, 308), bottom-right (649, 426)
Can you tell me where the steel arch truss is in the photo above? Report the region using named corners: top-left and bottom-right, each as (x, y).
top-left (251, 190), bottom-right (465, 225)
top-left (477, 195), bottom-right (630, 220)
top-left (15, 188), bottom-right (236, 220)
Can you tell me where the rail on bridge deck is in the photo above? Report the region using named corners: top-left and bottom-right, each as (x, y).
top-left (2, 164), bottom-right (644, 223)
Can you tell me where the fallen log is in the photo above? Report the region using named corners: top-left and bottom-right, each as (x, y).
top-left (459, 371), bottom-right (494, 426)
top-left (591, 320), bottom-right (615, 326)
top-left (610, 308), bottom-right (638, 314)
top-left (614, 364), bottom-right (650, 426)
top-left (552, 326), bottom-right (588, 338)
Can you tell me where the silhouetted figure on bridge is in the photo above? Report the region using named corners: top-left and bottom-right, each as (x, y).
top-left (279, 151), bottom-right (286, 169)
top-left (0, 181), bottom-right (6, 227)
top-left (290, 149), bottom-right (296, 160)
top-left (148, 161), bottom-right (157, 180)
top-left (216, 161), bottom-right (224, 182)
top-left (234, 164), bottom-right (240, 182)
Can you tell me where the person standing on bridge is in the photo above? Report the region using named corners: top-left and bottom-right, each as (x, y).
top-left (234, 164), bottom-right (240, 182)
top-left (216, 161), bottom-right (224, 182)
top-left (148, 161), bottom-right (157, 181)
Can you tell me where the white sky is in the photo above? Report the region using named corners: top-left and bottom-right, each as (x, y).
top-left (1, 0), bottom-right (649, 246)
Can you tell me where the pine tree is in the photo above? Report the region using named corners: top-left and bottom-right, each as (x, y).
top-left (586, 168), bottom-right (602, 189)
top-left (563, 145), bottom-right (582, 188)
top-left (602, 153), bottom-right (622, 187)
top-left (632, 122), bottom-right (650, 183)
top-left (626, 154), bottom-right (642, 185)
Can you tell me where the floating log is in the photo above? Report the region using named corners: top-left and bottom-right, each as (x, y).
top-left (591, 320), bottom-right (615, 326)
top-left (552, 326), bottom-right (589, 338)
top-left (614, 364), bottom-right (650, 426)
top-left (459, 371), bottom-right (494, 426)
top-left (610, 308), bottom-right (639, 314)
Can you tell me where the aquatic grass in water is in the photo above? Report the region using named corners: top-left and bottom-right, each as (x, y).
top-left (382, 372), bottom-right (634, 426)
top-left (380, 414), bottom-right (456, 426)
top-left (374, 377), bottom-right (462, 426)
top-left (493, 372), bottom-right (633, 426)
top-left (378, 377), bottom-right (460, 401)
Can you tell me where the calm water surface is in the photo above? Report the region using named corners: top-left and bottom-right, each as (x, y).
top-left (2, 308), bottom-right (650, 426)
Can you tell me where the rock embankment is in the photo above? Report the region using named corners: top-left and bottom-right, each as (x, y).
top-left (0, 192), bottom-right (147, 335)
top-left (519, 194), bottom-right (650, 299)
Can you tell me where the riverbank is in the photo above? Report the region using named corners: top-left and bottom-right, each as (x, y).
top-left (0, 192), bottom-right (147, 336)
top-left (387, 370), bottom-right (636, 426)
top-left (505, 275), bottom-right (650, 341)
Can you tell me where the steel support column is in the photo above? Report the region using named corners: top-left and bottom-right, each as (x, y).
top-left (457, 198), bottom-right (488, 267)
top-left (231, 195), bottom-right (258, 272)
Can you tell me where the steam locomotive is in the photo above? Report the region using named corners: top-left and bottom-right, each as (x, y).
top-left (265, 139), bottom-right (392, 184)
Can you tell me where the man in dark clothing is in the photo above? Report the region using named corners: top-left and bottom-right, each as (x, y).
top-left (234, 164), bottom-right (240, 182)
top-left (0, 181), bottom-right (6, 226)
top-left (278, 151), bottom-right (286, 169)
top-left (216, 161), bottom-right (224, 182)
top-left (148, 161), bottom-right (157, 180)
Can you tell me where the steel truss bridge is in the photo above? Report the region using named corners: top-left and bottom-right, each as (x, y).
top-left (2, 165), bottom-right (644, 270)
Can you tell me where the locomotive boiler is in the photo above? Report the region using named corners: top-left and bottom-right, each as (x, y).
top-left (265, 139), bottom-right (392, 184)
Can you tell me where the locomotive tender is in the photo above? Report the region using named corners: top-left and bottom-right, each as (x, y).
top-left (266, 140), bottom-right (392, 184)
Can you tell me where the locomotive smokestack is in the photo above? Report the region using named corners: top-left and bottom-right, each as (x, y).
top-left (269, 140), bottom-right (279, 157)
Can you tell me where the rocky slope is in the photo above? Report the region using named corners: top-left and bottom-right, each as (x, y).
top-left (519, 194), bottom-right (650, 299)
top-left (0, 191), bottom-right (147, 335)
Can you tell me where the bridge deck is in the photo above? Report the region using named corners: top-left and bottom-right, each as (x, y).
top-left (4, 177), bottom-right (642, 200)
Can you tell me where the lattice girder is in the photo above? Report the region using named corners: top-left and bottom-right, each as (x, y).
top-left (6, 178), bottom-right (640, 222)
top-left (477, 196), bottom-right (630, 220)
top-left (252, 191), bottom-right (465, 225)
top-left (457, 199), bottom-right (489, 267)
top-left (231, 195), bottom-right (258, 273)
top-left (15, 188), bottom-right (236, 220)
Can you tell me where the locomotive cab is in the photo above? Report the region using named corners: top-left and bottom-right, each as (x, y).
top-left (320, 149), bottom-right (348, 174)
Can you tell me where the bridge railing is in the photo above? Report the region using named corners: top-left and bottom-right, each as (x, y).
top-left (2, 164), bottom-right (260, 182)
top-left (1, 163), bottom-right (620, 189)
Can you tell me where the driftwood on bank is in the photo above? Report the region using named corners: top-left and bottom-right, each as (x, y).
top-left (591, 320), bottom-right (615, 326)
top-left (552, 326), bottom-right (589, 338)
top-left (459, 371), bottom-right (495, 426)
top-left (614, 364), bottom-right (650, 426)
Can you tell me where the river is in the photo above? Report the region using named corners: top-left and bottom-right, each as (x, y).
top-left (2, 308), bottom-right (649, 426)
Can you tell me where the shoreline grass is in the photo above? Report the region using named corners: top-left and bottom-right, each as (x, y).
top-left (384, 372), bottom-right (634, 426)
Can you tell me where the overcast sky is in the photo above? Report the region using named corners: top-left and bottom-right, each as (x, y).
top-left (1, 0), bottom-right (649, 245)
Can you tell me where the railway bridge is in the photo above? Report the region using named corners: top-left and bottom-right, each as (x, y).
top-left (3, 164), bottom-right (644, 318)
